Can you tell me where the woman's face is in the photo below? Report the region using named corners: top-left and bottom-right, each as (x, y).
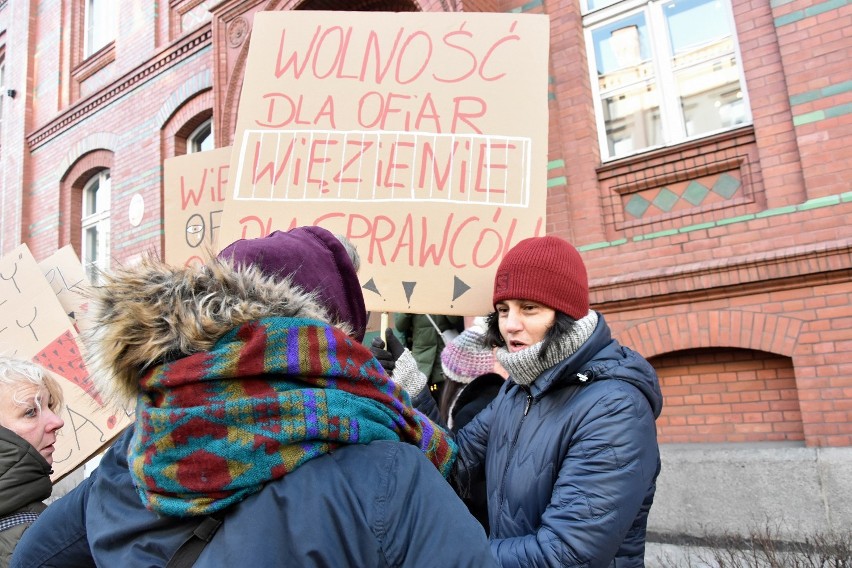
top-left (0, 382), bottom-right (65, 465)
top-left (495, 299), bottom-right (556, 353)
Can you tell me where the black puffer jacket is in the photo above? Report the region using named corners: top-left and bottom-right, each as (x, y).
top-left (0, 427), bottom-right (52, 568)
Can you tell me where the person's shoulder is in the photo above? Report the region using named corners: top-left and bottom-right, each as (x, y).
top-left (332, 439), bottom-right (424, 471)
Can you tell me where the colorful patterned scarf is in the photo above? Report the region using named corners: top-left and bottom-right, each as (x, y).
top-left (129, 317), bottom-right (457, 517)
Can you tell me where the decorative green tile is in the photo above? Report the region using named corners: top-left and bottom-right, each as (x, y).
top-left (625, 194), bottom-right (651, 218)
top-left (799, 195), bottom-right (840, 210)
top-left (717, 214), bottom-right (755, 225)
top-left (679, 222), bottom-right (715, 233)
top-left (793, 110), bottom-right (825, 126)
top-left (547, 176), bottom-right (568, 188)
top-left (683, 181), bottom-right (710, 205)
top-left (825, 102), bottom-right (852, 119)
top-left (653, 188), bottom-right (679, 212)
top-left (712, 173), bottom-right (741, 198)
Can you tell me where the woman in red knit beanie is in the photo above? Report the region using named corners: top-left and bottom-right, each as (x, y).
top-left (376, 234), bottom-right (663, 567)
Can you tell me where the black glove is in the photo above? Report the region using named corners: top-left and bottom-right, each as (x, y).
top-left (369, 328), bottom-right (405, 375)
top-left (384, 328), bottom-right (405, 360)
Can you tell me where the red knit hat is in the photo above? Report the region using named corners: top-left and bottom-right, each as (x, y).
top-left (492, 235), bottom-right (589, 320)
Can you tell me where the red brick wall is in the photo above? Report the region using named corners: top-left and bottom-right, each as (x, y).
top-left (654, 349), bottom-right (803, 444)
top-left (5, 0), bottom-right (850, 450)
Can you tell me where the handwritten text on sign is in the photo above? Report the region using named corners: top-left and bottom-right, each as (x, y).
top-left (221, 12), bottom-right (550, 315)
top-left (163, 147), bottom-right (231, 267)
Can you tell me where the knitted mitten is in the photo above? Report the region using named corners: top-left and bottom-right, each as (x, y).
top-left (392, 349), bottom-right (428, 397)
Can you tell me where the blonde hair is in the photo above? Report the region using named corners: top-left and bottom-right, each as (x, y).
top-left (0, 356), bottom-right (64, 415)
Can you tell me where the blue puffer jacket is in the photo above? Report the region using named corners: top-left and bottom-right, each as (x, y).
top-left (449, 314), bottom-right (662, 568)
top-left (11, 427), bottom-right (497, 568)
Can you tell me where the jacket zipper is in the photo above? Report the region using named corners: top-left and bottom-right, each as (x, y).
top-left (523, 391), bottom-right (533, 416)
top-left (494, 386), bottom-right (532, 537)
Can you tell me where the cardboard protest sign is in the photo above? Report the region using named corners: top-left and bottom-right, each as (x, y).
top-left (219, 11), bottom-right (549, 315)
top-left (38, 245), bottom-right (92, 333)
top-left (163, 146), bottom-right (232, 267)
top-left (0, 244), bottom-right (130, 481)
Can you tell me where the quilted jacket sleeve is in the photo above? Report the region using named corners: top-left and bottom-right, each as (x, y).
top-left (490, 381), bottom-right (658, 568)
top-left (452, 394), bottom-right (496, 501)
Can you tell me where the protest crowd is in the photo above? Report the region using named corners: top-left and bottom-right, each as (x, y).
top-left (1, 225), bottom-right (662, 568)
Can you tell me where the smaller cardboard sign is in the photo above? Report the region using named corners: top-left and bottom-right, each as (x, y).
top-left (38, 246), bottom-right (92, 333)
top-left (0, 245), bottom-right (70, 357)
top-left (1, 244), bottom-right (131, 481)
top-left (163, 147), bottom-right (232, 267)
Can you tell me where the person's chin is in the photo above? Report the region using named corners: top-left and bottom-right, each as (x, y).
top-left (41, 446), bottom-right (55, 465)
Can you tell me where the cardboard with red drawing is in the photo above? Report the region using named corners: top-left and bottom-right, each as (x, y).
top-left (0, 244), bottom-right (131, 481)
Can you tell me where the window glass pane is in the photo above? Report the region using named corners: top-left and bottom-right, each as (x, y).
top-left (189, 120), bottom-right (213, 154)
top-left (602, 82), bottom-right (662, 156)
top-left (81, 170), bottom-right (110, 283)
top-left (86, 0), bottom-right (115, 56)
top-left (586, 0), bottom-right (622, 11)
top-left (675, 56), bottom-right (745, 136)
top-left (593, 14), bottom-right (650, 79)
top-left (665, 0), bottom-right (745, 137)
top-left (84, 178), bottom-right (100, 217)
top-left (665, 0), bottom-right (732, 54)
top-left (84, 226), bottom-right (99, 281)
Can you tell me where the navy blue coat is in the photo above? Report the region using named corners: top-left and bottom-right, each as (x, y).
top-left (425, 314), bottom-right (662, 568)
top-left (11, 428), bottom-right (496, 568)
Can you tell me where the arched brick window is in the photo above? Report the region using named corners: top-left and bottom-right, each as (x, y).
top-left (59, 150), bottom-right (114, 274)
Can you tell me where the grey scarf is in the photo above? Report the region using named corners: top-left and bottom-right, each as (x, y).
top-left (496, 311), bottom-right (598, 386)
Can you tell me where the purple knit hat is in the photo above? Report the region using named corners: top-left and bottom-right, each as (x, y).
top-left (440, 327), bottom-right (495, 384)
top-left (217, 227), bottom-right (367, 342)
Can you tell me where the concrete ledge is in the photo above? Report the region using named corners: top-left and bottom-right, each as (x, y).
top-left (648, 443), bottom-right (852, 540)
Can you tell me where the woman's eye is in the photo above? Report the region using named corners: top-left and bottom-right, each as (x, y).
top-left (24, 407), bottom-right (38, 418)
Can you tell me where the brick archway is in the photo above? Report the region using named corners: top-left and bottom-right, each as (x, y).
top-left (58, 149), bottom-right (115, 255)
top-left (620, 310), bottom-right (802, 359)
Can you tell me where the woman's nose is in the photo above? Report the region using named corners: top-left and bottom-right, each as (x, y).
top-left (45, 410), bottom-right (65, 431)
top-left (503, 309), bottom-right (523, 331)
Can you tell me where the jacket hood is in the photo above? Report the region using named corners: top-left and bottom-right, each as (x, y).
top-left (525, 313), bottom-right (663, 418)
top-left (0, 426), bottom-right (52, 515)
top-left (83, 255), bottom-right (344, 404)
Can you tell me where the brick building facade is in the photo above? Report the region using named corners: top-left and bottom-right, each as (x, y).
top-left (1, 0), bottom-right (850, 546)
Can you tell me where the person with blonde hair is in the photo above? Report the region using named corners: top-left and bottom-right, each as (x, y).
top-left (0, 357), bottom-right (64, 567)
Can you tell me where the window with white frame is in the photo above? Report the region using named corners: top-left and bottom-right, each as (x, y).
top-left (188, 119), bottom-right (213, 154)
top-left (81, 170), bottom-right (110, 282)
top-left (84, 0), bottom-right (116, 58)
top-left (584, 0), bottom-right (750, 161)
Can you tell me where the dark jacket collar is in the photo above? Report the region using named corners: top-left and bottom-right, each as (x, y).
top-left (507, 314), bottom-right (663, 417)
top-left (0, 426), bottom-right (52, 517)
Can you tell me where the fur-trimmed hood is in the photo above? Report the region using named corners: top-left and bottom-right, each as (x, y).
top-left (83, 255), bottom-right (347, 404)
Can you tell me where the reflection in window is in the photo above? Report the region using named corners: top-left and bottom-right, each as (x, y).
top-left (188, 119), bottom-right (213, 154)
top-left (85, 0), bottom-right (116, 57)
top-left (81, 170), bottom-right (111, 282)
top-left (585, 0), bottom-right (750, 160)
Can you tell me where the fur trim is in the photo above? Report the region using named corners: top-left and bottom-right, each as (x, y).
top-left (83, 255), bottom-right (347, 404)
